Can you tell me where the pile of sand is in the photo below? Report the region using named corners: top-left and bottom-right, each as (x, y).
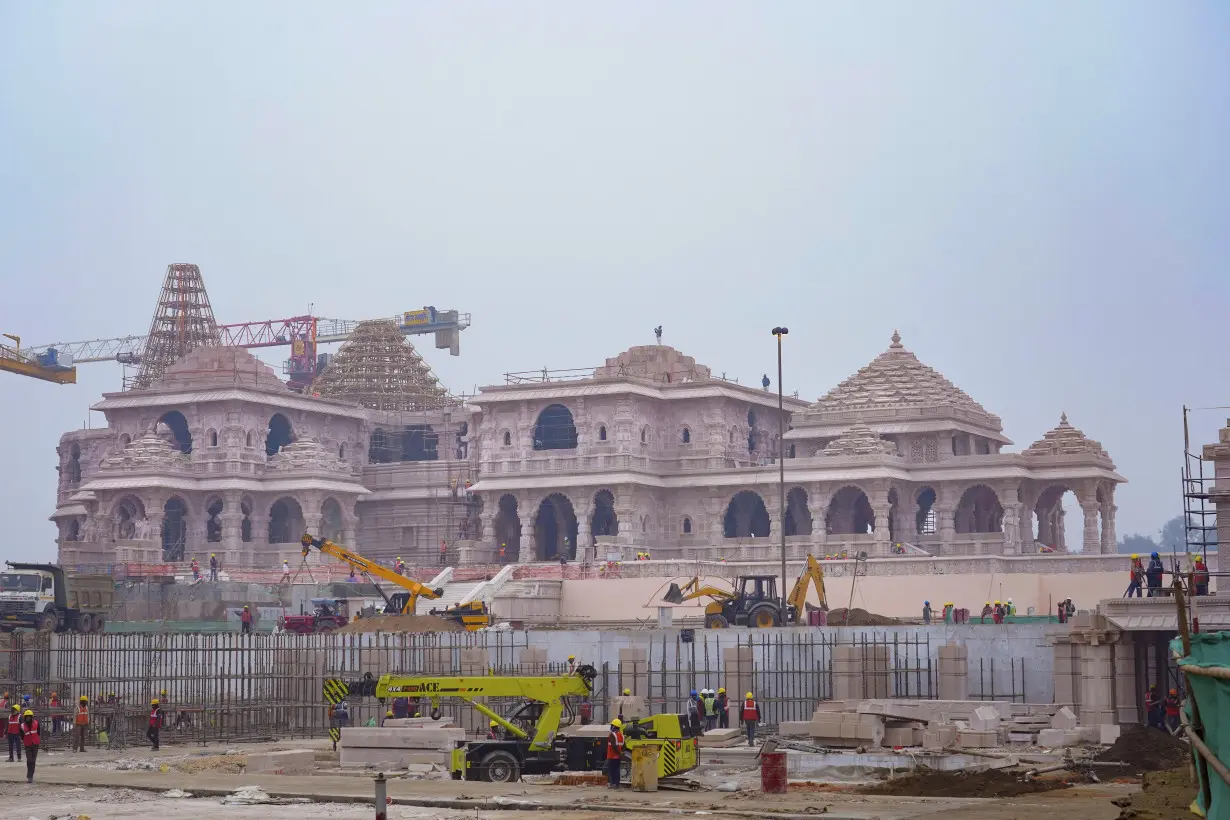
top-left (1096, 724), bottom-right (1190, 772)
top-left (860, 768), bottom-right (1071, 798)
top-left (335, 614), bottom-right (464, 634)
top-left (825, 607), bottom-right (900, 626)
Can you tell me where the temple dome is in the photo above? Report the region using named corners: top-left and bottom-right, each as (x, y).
top-left (150, 346), bottom-right (289, 392)
top-left (818, 422), bottom-right (900, 458)
top-left (100, 430), bottom-right (184, 470)
top-left (1024, 413), bottom-right (1113, 463)
top-left (594, 345), bottom-right (712, 384)
top-left (811, 331), bottom-right (1000, 428)
top-left (312, 320), bottom-right (449, 411)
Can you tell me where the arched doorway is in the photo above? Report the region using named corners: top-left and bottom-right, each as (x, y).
top-left (591, 490), bottom-right (619, 537)
top-left (784, 487), bottom-right (811, 536)
top-left (955, 485), bottom-right (1004, 533)
top-left (158, 411), bottom-right (193, 453)
top-left (493, 495), bottom-right (521, 561)
top-left (162, 497), bottom-right (188, 561)
top-left (206, 498), bottom-right (223, 542)
top-left (321, 498), bottom-right (344, 541)
top-left (266, 414), bottom-right (294, 457)
top-left (240, 497), bottom-right (253, 543)
top-left (723, 491), bottom-right (770, 538)
top-left (826, 486), bottom-right (874, 534)
top-left (268, 497), bottom-right (304, 544)
top-left (65, 444), bottom-right (82, 484)
top-left (915, 487), bottom-right (937, 535)
top-left (533, 405), bottom-right (578, 450)
top-left (113, 496), bottom-right (145, 540)
top-left (1035, 484), bottom-right (1079, 551)
top-left (534, 494), bottom-right (579, 561)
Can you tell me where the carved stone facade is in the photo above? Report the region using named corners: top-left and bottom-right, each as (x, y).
top-left (52, 334), bottom-right (1125, 570)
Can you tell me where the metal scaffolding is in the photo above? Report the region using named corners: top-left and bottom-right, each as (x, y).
top-left (312, 319), bottom-right (450, 411)
top-left (131, 263), bottom-right (221, 390)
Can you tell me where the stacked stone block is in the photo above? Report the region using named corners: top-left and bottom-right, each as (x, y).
top-left (937, 642), bottom-right (968, 701)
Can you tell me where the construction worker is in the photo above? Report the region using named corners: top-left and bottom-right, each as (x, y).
top-left (567, 655), bottom-right (577, 675)
top-left (239, 605), bottom-right (253, 635)
top-left (147, 699), bottom-right (162, 750)
top-left (740, 691), bottom-right (761, 747)
top-left (347, 567), bottom-right (359, 583)
top-left (498, 543), bottom-right (507, 563)
top-left (6, 704), bottom-right (20, 762)
top-left (382, 710), bottom-right (394, 727)
top-left (1144, 684), bottom-right (1162, 730)
top-left (1164, 689), bottom-right (1181, 733)
top-left (1193, 557), bottom-right (1210, 596)
top-left (1146, 552), bottom-right (1164, 596)
top-left (333, 698), bottom-right (350, 751)
top-left (209, 553), bottom-right (219, 581)
top-left (715, 688), bottom-right (729, 729)
top-left (392, 696), bottom-right (410, 719)
top-left (281, 560), bottom-right (291, 583)
top-left (48, 691), bottom-right (60, 734)
top-left (439, 540), bottom-right (448, 566)
top-left (1126, 554), bottom-right (1144, 598)
top-left (1057, 598), bottom-right (1068, 623)
top-left (394, 557), bottom-right (405, 576)
top-left (981, 601), bottom-right (993, 624)
top-left (992, 601), bottom-right (1004, 625)
top-left (73, 695), bottom-right (89, 752)
top-left (20, 709), bottom-right (39, 783)
top-left (922, 601), bottom-right (932, 625)
top-left (703, 688), bottom-right (718, 731)
top-left (605, 719), bottom-right (625, 789)
top-left (191, 558), bottom-right (200, 582)
top-left (686, 690), bottom-right (702, 734)
top-left (488, 720), bottom-right (500, 740)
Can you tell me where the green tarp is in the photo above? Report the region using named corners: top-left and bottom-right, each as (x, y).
top-left (1173, 632), bottom-right (1230, 819)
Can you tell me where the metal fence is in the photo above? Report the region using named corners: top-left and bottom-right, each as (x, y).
top-left (0, 628), bottom-right (1024, 750)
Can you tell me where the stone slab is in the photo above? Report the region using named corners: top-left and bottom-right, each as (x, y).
top-left (777, 721), bottom-right (814, 738)
top-left (883, 726), bottom-right (918, 747)
top-left (1037, 728), bottom-right (1081, 748)
top-left (562, 725), bottom-right (612, 738)
top-left (856, 701), bottom-right (930, 723)
top-left (699, 727), bottom-right (743, 748)
top-left (1050, 706), bottom-right (1078, 730)
top-left (341, 726), bottom-right (465, 751)
top-left (922, 725), bottom-right (957, 750)
top-left (970, 706), bottom-right (1000, 732)
top-left (1100, 724), bottom-right (1121, 745)
top-left (956, 730), bottom-right (997, 749)
top-left (246, 749), bottom-right (314, 775)
top-left (381, 717), bottom-right (457, 728)
top-left (1076, 726), bottom-right (1100, 744)
top-left (340, 747), bottom-right (450, 768)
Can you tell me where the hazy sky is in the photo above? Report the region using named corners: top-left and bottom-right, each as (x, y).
top-left (2, 2), bottom-right (1228, 564)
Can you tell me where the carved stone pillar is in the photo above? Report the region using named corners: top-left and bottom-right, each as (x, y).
top-left (872, 502), bottom-right (891, 556)
top-left (146, 510), bottom-right (166, 558)
top-left (935, 505), bottom-right (956, 556)
top-left (1081, 502), bottom-right (1100, 553)
top-left (575, 498), bottom-right (593, 563)
top-left (518, 519), bottom-right (534, 563)
top-left (1101, 504), bottom-right (1118, 555)
top-left (250, 512), bottom-right (271, 564)
top-left (1001, 505), bottom-right (1022, 555)
top-left (303, 512), bottom-right (323, 539)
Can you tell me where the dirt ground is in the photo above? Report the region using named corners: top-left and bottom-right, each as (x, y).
top-left (1096, 725), bottom-right (1191, 773)
top-left (1108, 767), bottom-right (1198, 820)
top-left (859, 767), bottom-right (1074, 798)
top-left (825, 608), bottom-right (900, 626)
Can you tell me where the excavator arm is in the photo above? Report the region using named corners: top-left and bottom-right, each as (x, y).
top-left (662, 576), bottom-right (738, 605)
top-left (336, 665), bottom-right (598, 751)
top-left (301, 534), bottom-right (443, 614)
top-left (787, 554), bottom-right (829, 615)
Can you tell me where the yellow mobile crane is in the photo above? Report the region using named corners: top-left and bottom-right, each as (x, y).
top-left (300, 534), bottom-right (492, 630)
top-left (326, 665), bottom-right (698, 783)
top-left (0, 333), bottom-right (76, 384)
top-left (664, 554), bottom-right (828, 628)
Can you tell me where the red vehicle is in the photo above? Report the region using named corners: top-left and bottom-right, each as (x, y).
top-left (278, 598), bottom-right (347, 634)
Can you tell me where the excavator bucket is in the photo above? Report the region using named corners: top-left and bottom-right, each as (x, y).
top-left (663, 583), bottom-right (685, 605)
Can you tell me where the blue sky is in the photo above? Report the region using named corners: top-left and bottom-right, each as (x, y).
top-left (2, 1), bottom-right (1228, 562)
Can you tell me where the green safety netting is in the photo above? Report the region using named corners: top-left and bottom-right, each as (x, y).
top-left (1173, 632), bottom-right (1230, 819)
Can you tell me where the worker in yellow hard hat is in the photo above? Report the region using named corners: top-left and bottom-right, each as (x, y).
top-left (716, 688), bottom-right (730, 729)
top-left (147, 698), bottom-right (162, 750)
top-left (606, 718), bottom-right (625, 788)
top-left (73, 696), bottom-right (90, 752)
top-left (981, 601), bottom-right (993, 624)
top-left (740, 692), bottom-right (760, 746)
top-left (20, 707), bottom-right (40, 781)
top-left (567, 655), bottom-right (577, 674)
top-left (1127, 553), bottom-right (1145, 598)
top-left (488, 719), bottom-right (500, 740)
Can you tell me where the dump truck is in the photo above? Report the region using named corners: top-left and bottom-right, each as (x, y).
top-left (0, 562), bottom-right (114, 633)
top-left (327, 664), bottom-right (699, 783)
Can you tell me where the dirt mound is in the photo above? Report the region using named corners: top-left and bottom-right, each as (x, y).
top-left (1096, 725), bottom-right (1190, 773)
top-left (1111, 767), bottom-right (1196, 819)
top-left (335, 614), bottom-right (464, 634)
top-left (860, 768), bottom-right (1072, 798)
top-left (826, 607), bottom-right (900, 626)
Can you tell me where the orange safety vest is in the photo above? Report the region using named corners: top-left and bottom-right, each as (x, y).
top-left (75, 705), bottom-right (89, 726)
top-left (742, 699), bottom-right (759, 721)
top-left (606, 729), bottom-right (624, 759)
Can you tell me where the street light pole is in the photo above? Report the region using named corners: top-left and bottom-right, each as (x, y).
top-left (772, 327), bottom-right (789, 622)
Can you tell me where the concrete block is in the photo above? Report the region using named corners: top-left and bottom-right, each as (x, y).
top-left (1038, 728), bottom-right (1080, 748)
top-left (1099, 724), bottom-right (1121, 745)
top-left (778, 721), bottom-right (814, 738)
top-left (611, 695), bottom-right (648, 720)
top-left (970, 706), bottom-right (1001, 732)
top-left (381, 717), bottom-right (457, 728)
top-left (922, 725), bottom-right (957, 749)
top-left (956, 730), bottom-right (997, 749)
top-left (1050, 706), bottom-right (1078, 730)
top-left (883, 726), bottom-right (917, 747)
top-left (699, 727), bottom-right (743, 748)
top-left (1076, 726), bottom-right (1100, 744)
top-left (341, 726), bottom-right (465, 751)
top-left (808, 713), bottom-right (844, 738)
top-left (340, 747), bottom-right (449, 768)
top-left (856, 701), bottom-right (929, 723)
top-left (246, 749), bottom-right (314, 775)
top-left (564, 725), bottom-right (614, 739)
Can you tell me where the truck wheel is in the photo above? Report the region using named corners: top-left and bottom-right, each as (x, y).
top-left (748, 605), bottom-right (781, 628)
top-left (76, 613), bottom-right (95, 634)
top-left (480, 750), bottom-right (520, 783)
top-left (704, 614), bottom-right (729, 629)
top-left (38, 610), bottom-right (58, 632)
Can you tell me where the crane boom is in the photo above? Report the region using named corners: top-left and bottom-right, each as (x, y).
top-left (301, 533), bottom-right (442, 613)
top-left (1, 333), bottom-right (76, 384)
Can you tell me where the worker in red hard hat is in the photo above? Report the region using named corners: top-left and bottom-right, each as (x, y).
top-left (1164, 689), bottom-right (1181, 733)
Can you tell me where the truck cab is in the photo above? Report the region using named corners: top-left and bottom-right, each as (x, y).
top-left (1, 562), bottom-right (113, 633)
top-left (0, 566), bottom-right (57, 628)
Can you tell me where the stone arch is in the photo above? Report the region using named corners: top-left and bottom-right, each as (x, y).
top-left (240, 496), bottom-right (254, 543)
top-left (205, 497), bottom-right (224, 543)
top-left (955, 484), bottom-right (1004, 534)
top-left (534, 493), bottom-right (579, 561)
top-left (723, 490), bottom-right (770, 538)
top-left (245, 430), bottom-right (254, 448)
top-left (208, 429), bottom-right (219, 447)
top-left (640, 425), bottom-right (650, 445)
top-left (338, 442), bottom-right (346, 460)
top-left (596, 423), bottom-right (608, 443)
top-left (784, 487), bottom-right (812, 536)
top-left (826, 485), bottom-right (874, 535)
top-left (915, 486), bottom-right (938, 535)
top-left (65, 443), bottom-right (82, 484)
top-left (266, 413), bottom-right (295, 457)
top-left (157, 411), bottom-right (193, 453)
top-left (119, 433), bottom-right (131, 447)
top-left (494, 494), bottom-right (521, 561)
top-left (1034, 483), bottom-right (1076, 550)
top-left (64, 518), bottom-right (81, 541)
top-left (681, 516), bottom-right (693, 535)
top-left (680, 426), bottom-right (691, 445)
top-left (591, 489), bottom-right (619, 537)
top-left (501, 429), bottom-right (512, 447)
top-left (162, 496), bottom-right (189, 560)
top-left (113, 495), bottom-right (146, 540)
top-left (268, 496), bottom-right (305, 544)
top-left (533, 404), bottom-right (578, 450)
top-left (321, 497), bottom-right (345, 542)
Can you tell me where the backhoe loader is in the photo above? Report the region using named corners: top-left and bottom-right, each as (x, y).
top-left (325, 665), bottom-right (698, 783)
top-left (663, 554), bottom-right (828, 628)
